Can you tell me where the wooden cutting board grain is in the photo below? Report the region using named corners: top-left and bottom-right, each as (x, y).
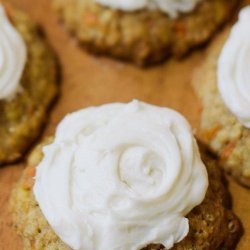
top-left (0, 0), bottom-right (250, 249)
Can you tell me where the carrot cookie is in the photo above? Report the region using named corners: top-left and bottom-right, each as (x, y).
top-left (193, 6), bottom-right (250, 187)
top-left (53, 0), bottom-right (239, 66)
top-left (0, 3), bottom-right (58, 165)
top-left (11, 101), bottom-right (240, 249)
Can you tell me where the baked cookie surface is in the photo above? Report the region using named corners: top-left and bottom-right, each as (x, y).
top-left (53, 0), bottom-right (239, 66)
top-left (193, 29), bottom-right (250, 187)
top-left (0, 4), bottom-right (58, 165)
top-left (10, 141), bottom-right (240, 250)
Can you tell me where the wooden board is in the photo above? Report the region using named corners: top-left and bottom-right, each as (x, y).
top-left (0, 0), bottom-right (250, 249)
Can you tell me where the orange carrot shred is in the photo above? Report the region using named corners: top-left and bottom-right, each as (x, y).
top-left (174, 20), bottom-right (186, 36)
top-left (220, 142), bottom-right (236, 161)
top-left (83, 12), bottom-right (97, 26)
top-left (24, 165), bottom-right (36, 178)
top-left (202, 125), bottom-right (222, 141)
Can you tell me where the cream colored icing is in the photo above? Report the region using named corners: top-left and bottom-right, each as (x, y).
top-left (0, 4), bottom-right (27, 100)
top-left (218, 6), bottom-right (250, 128)
top-left (34, 100), bottom-right (208, 250)
top-left (94, 0), bottom-right (202, 18)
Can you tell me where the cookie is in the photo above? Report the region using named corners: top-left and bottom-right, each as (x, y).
top-left (53, 0), bottom-right (239, 66)
top-left (193, 6), bottom-right (250, 187)
top-left (0, 3), bottom-right (59, 165)
top-left (10, 99), bottom-right (240, 249)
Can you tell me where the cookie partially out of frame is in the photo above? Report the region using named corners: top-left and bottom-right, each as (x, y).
top-left (52, 0), bottom-right (238, 66)
top-left (10, 141), bottom-right (240, 250)
top-left (0, 4), bottom-right (59, 165)
top-left (193, 29), bottom-right (250, 188)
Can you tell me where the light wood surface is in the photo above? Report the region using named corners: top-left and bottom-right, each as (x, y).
top-left (0, 0), bottom-right (250, 249)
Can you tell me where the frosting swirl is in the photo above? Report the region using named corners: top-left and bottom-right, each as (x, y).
top-left (34, 100), bottom-right (208, 250)
top-left (94, 0), bottom-right (202, 18)
top-left (218, 6), bottom-right (250, 128)
top-left (0, 4), bottom-right (27, 100)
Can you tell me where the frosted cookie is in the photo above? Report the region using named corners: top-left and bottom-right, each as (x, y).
top-left (193, 6), bottom-right (250, 187)
top-left (53, 0), bottom-right (239, 66)
top-left (0, 3), bottom-right (58, 165)
top-left (11, 101), bottom-right (240, 249)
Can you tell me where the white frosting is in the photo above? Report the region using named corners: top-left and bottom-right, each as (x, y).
top-left (94, 0), bottom-right (202, 18)
top-left (0, 4), bottom-right (27, 100)
top-left (218, 6), bottom-right (250, 128)
top-left (34, 100), bottom-right (208, 250)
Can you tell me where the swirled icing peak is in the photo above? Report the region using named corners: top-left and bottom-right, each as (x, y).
top-left (218, 6), bottom-right (250, 128)
top-left (34, 100), bottom-right (208, 250)
top-left (0, 4), bottom-right (27, 100)
top-left (94, 0), bottom-right (202, 18)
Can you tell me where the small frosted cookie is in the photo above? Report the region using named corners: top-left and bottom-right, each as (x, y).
top-left (0, 3), bottom-right (58, 165)
top-left (11, 101), bottom-right (240, 250)
top-left (52, 0), bottom-right (239, 66)
top-left (193, 6), bottom-right (250, 187)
